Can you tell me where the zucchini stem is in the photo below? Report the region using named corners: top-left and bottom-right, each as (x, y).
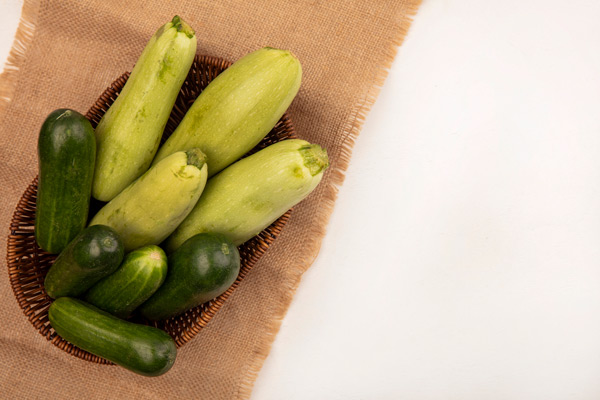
top-left (299, 144), bottom-right (329, 176)
top-left (185, 148), bottom-right (207, 170)
top-left (171, 15), bottom-right (195, 38)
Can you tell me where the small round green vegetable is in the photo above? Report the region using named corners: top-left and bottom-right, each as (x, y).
top-left (85, 245), bottom-right (168, 319)
top-left (139, 233), bottom-right (240, 320)
top-left (44, 225), bottom-right (125, 299)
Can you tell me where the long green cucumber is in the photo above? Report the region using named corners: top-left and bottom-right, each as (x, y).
top-left (35, 109), bottom-right (96, 254)
top-left (92, 16), bottom-right (197, 201)
top-left (152, 47), bottom-right (302, 177)
top-left (165, 139), bottom-right (328, 251)
top-left (44, 225), bottom-right (124, 299)
top-left (90, 148), bottom-right (208, 252)
top-left (140, 233), bottom-right (240, 321)
top-left (49, 297), bottom-right (176, 376)
top-left (85, 245), bottom-right (168, 319)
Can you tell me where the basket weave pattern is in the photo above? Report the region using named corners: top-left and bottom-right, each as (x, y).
top-left (6, 55), bottom-right (296, 364)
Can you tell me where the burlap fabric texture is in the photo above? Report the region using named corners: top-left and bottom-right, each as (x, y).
top-left (0, 0), bottom-right (421, 398)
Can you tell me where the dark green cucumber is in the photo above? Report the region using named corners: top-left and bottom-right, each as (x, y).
top-left (49, 297), bottom-right (176, 376)
top-left (140, 233), bottom-right (240, 320)
top-left (85, 245), bottom-right (168, 319)
top-left (44, 225), bottom-right (124, 299)
top-left (35, 108), bottom-right (96, 254)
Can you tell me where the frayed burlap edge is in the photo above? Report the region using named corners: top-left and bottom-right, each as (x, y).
top-left (0, 0), bottom-right (423, 398)
top-left (0, 0), bottom-right (40, 113)
top-left (234, 1), bottom-right (423, 398)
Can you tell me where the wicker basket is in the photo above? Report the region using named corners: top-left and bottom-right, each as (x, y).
top-left (6, 55), bottom-right (296, 364)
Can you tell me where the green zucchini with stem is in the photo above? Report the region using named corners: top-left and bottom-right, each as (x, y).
top-left (90, 148), bottom-right (208, 252)
top-left (92, 16), bottom-right (197, 201)
top-left (165, 139), bottom-right (328, 252)
top-left (152, 47), bottom-right (302, 177)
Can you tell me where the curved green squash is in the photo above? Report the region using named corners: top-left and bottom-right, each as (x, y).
top-left (92, 16), bottom-right (197, 201)
top-left (152, 47), bottom-right (302, 177)
top-left (90, 148), bottom-right (208, 252)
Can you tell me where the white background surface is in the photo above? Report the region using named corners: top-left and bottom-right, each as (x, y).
top-left (3, 0), bottom-right (600, 398)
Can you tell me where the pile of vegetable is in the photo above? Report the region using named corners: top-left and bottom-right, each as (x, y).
top-left (36, 16), bottom-right (328, 377)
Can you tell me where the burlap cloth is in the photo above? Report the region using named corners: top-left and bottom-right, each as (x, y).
top-left (0, 0), bottom-right (420, 398)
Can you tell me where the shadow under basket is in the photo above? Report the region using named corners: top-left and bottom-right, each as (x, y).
top-left (6, 54), bottom-right (297, 365)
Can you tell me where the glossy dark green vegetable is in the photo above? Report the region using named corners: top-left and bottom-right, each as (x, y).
top-left (140, 233), bottom-right (240, 320)
top-left (35, 108), bottom-right (96, 254)
top-left (44, 225), bottom-right (124, 299)
top-left (49, 297), bottom-right (176, 376)
top-left (152, 46), bottom-right (302, 177)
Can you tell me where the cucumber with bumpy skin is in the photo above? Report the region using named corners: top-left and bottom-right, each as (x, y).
top-left (49, 297), bottom-right (176, 377)
top-left (85, 245), bottom-right (167, 319)
top-left (90, 148), bottom-right (208, 252)
top-left (92, 16), bottom-right (197, 201)
top-left (165, 139), bottom-right (328, 252)
top-left (35, 109), bottom-right (96, 254)
top-left (152, 47), bottom-right (302, 177)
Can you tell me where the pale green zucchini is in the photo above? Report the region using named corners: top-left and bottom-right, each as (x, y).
top-left (165, 139), bottom-right (328, 252)
top-left (152, 47), bottom-right (302, 177)
top-left (90, 149), bottom-right (208, 252)
top-left (92, 16), bottom-right (197, 201)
